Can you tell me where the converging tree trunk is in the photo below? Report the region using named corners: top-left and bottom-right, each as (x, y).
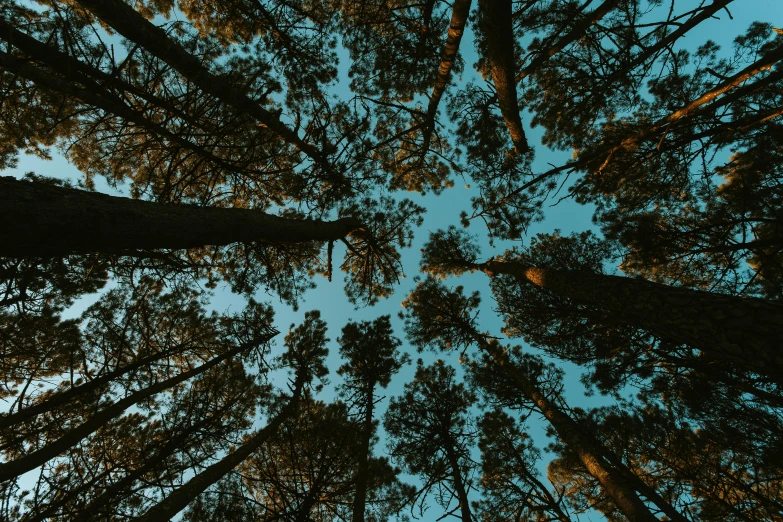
top-left (136, 377), bottom-right (307, 522)
top-left (0, 177), bottom-right (363, 257)
top-left (0, 333), bottom-right (274, 482)
top-left (476, 259), bottom-right (783, 382)
top-left (478, 0), bottom-right (530, 154)
top-left (352, 384), bottom-right (375, 522)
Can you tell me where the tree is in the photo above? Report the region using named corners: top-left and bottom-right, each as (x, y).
top-left (336, 315), bottom-right (409, 522)
top-left (400, 277), bottom-right (683, 522)
top-left (385, 360), bottom-right (477, 522)
top-left (4, 0), bottom-right (783, 519)
top-left (421, 226), bottom-right (783, 385)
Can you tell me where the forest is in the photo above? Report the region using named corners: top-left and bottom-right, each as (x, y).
top-left (1, 0), bottom-right (782, 520)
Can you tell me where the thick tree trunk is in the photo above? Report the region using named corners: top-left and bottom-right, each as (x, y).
top-left (136, 378), bottom-right (306, 522)
top-left (478, 0), bottom-right (530, 154)
top-left (0, 334), bottom-right (272, 482)
top-left (0, 177), bottom-right (362, 257)
top-left (515, 0), bottom-right (620, 83)
top-left (351, 385), bottom-right (375, 522)
top-left (479, 260), bottom-right (783, 381)
top-left (73, 0), bottom-right (334, 175)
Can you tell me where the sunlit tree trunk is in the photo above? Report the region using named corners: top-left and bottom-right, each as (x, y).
top-left (0, 177), bottom-right (362, 257)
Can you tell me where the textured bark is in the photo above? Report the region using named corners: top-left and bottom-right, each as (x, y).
top-left (0, 177), bottom-right (363, 257)
top-left (0, 342), bottom-right (190, 430)
top-left (0, 333), bottom-right (274, 482)
top-left (479, 260), bottom-right (783, 381)
top-left (478, 0), bottom-right (530, 154)
top-left (74, 0), bottom-right (334, 174)
top-left (351, 385), bottom-right (375, 522)
top-left (514, 0), bottom-right (620, 83)
top-left (419, 0), bottom-right (472, 151)
top-left (137, 378), bottom-right (306, 522)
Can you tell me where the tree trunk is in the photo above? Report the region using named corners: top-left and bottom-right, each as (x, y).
top-left (351, 385), bottom-right (375, 522)
top-left (0, 50), bottom-right (249, 177)
top-left (0, 19), bottom-right (205, 131)
top-left (478, 260), bottom-right (783, 382)
top-left (136, 378), bottom-right (306, 522)
top-left (468, 330), bottom-right (659, 522)
top-left (478, 0), bottom-right (530, 154)
top-left (0, 333), bottom-right (273, 482)
top-left (420, 0), bottom-right (472, 152)
top-left (442, 432), bottom-right (474, 522)
top-left (0, 177), bottom-right (362, 257)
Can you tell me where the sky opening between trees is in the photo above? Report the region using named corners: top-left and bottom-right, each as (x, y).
top-left (2, 0), bottom-right (783, 520)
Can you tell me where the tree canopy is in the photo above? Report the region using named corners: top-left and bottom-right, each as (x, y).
top-left (2, 0), bottom-right (783, 520)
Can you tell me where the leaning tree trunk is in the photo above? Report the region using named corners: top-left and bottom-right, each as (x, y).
top-left (0, 340), bottom-right (193, 430)
top-left (73, 0), bottom-right (333, 173)
top-left (0, 177), bottom-right (362, 257)
top-left (477, 259), bottom-right (783, 382)
top-left (0, 333), bottom-right (273, 482)
top-left (469, 332), bottom-right (665, 522)
top-left (136, 376), bottom-right (306, 522)
top-left (352, 384), bottom-right (376, 522)
top-left (441, 431), bottom-right (474, 522)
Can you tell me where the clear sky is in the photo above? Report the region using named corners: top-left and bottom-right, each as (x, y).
top-left (5, 0), bottom-right (783, 517)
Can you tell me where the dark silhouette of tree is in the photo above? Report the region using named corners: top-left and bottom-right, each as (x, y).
top-left (385, 360), bottom-right (477, 522)
top-left (422, 227), bottom-right (783, 385)
top-left (3, 0), bottom-right (783, 519)
top-left (400, 277), bottom-right (686, 522)
top-left (336, 315), bottom-right (409, 522)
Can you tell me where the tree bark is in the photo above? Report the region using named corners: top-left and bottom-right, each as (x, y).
top-left (136, 378), bottom-right (306, 522)
top-left (478, 0), bottom-right (530, 154)
top-left (478, 260), bottom-right (783, 382)
top-left (0, 177), bottom-right (363, 257)
top-left (419, 0), bottom-right (472, 152)
top-left (0, 333), bottom-right (274, 482)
